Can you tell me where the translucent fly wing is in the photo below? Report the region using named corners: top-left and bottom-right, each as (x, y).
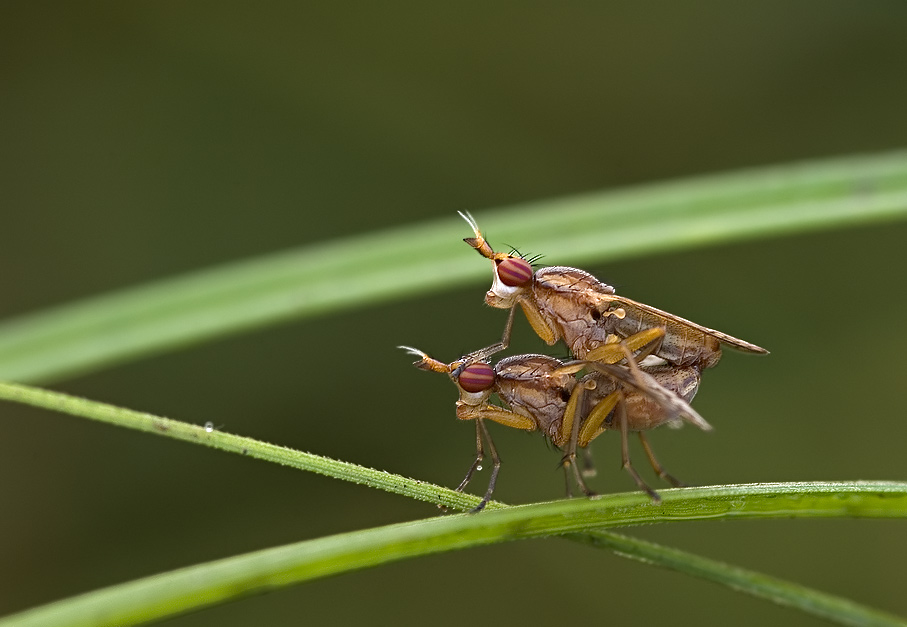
top-left (604, 295), bottom-right (769, 355)
top-left (565, 360), bottom-right (712, 431)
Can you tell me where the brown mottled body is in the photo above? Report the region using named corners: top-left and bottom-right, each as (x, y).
top-left (523, 266), bottom-right (755, 369)
top-left (401, 339), bottom-right (708, 509)
top-left (495, 356), bottom-right (703, 443)
top-left (490, 354), bottom-right (576, 444)
top-left (462, 211), bottom-right (768, 370)
top-left (527, 266), bottom-right (620, 359)
top-left (606, 299), bottom-right (724, 369)
top-left (578, 364), bottom-right (701, 436)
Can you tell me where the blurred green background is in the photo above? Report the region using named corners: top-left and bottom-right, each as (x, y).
top-left (2, 3), bottom-right (906, 625)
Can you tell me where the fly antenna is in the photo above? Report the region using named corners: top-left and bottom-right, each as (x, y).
top-left (398, 345), bottom-right (429, 359)
top-left (457, 210), bottom-right (481, 237)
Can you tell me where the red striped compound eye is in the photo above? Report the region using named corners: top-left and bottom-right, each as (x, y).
top-left (497, 257), bottom-right (532, 287)
top-left (458, 362), bottom-right (495, 393)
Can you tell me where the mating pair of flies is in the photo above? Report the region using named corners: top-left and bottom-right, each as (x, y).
top-left (401, 212), bottom-right (768, 511)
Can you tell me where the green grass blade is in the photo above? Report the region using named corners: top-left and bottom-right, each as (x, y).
top-left (1, 381), bottom-right (906, 627)
top-left (3, 379), bottom-right (906, 518)
top-left (2, 150), bottom-right (907, 382)
top-left (1, 486), bottom-right (904, 627)
top-left (0, 380), bottom-right (480, 510)
top-left (571, 531), bottom-right (906, 627)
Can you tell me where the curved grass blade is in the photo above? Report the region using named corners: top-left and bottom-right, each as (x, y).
top-left (1, 485), bottom-right (904, 627)
top-left (1, 150), bottom-right (907, 382)
top-left (1, 381), bottom-right (906, 627)
top-left (569, 530), bottom-right (905, 627)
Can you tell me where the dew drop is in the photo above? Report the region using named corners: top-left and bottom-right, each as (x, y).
top-left (204, 422), bottom-right (214, 433)
top-left (476, 465), bottom-right (483, 472)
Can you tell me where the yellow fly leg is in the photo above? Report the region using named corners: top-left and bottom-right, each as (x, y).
top-left (456, 307), bottom-right (518, 368)
top-left (448, 402), bottom-right (537, 513)
top-left (615, 340), bottom-right (711, 431)
top-left (455, 420), bottom-right (485, 493)
top-left (572, 344), bottom-right (609, 479)
top-left (464, 296), bottom-right (558, 362)
top-left (566, 355), bottom-right (711, 432)
top-left (451, 418), bottom-right (502, 513)
top-left (577, 389), bottom-right (621, 447)
top-left (615, 392), bottom-right (661, 502)
top-left (460, 290), bottom-right (560, 367)
top-left (552, 379), bottom-right (597, 497)
top-left (472, 418), bottom-right (501, 512)
top-left (638, 432), bottom-right (686, 488)
top-left (468, 297), bottom-right (558, 358)
top-left (456, 402), bottom-right (537, 431)
top-left (584, 326), bottom-right (665, 365)
top-left (519, 298), bottom-right (558, 345)
top-left (454, 403), bottom-right (537, 512)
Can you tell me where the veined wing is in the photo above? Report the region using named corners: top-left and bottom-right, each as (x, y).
top-left (604, 294), bottom-right (769, 354)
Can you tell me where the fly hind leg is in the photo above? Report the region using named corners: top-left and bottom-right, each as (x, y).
top-left (584, 327), bottom-right (665, 365)
top-left (557, 380), bottom-right (597, 498)
top-left (638, 432), bottom-right (686, 487)
top-left (616, 393), bottom-right (661, 502)
top-left (455, 306), bottom-right (518, 372)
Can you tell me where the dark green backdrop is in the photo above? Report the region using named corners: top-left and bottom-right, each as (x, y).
top-left (2, 3), bottom-right (905, 626)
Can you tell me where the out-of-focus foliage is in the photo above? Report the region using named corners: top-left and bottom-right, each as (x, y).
top-left (1, 4), bottom-right (905, 626)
